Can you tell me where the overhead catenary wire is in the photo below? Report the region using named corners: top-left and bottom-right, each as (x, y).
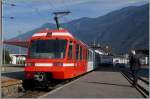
top-left (2, 0), bottom-right (16, 65)
top-left (3, 0), bottom-right (74, 32)
top-left (61, 0), bottom-right (71, 23)
top-left (45, 0), bottom-right (69, 26)
top-left (45, 0), bottom-right (59, 24)
top-left (46, 0), bottom-right (57, 10)
top-left (2, 2), bottom-right (54, 64)
top-left (60, 0), bottom-right (68, 11)
top-left (3, 1), bottom-right (48, 22)
top-left (2, 1), bottom-right (15, 19)
top-left (2, 0), bottom-right (16, 6)
top-left (46, 0), bottom-right (64, 18)
top-left (3, 1), bottom-right (25, 64)
top-left (3, 0), bottom-right (72, 22)
top-left (2, 16), bottom-right (14, 19)
top-left (29, 0), bottom-right (50, 24)
top-left (64, 0), bottom-right (71, 12)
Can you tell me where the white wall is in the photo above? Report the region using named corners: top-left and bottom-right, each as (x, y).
top-left (113, 58), bottom-right (129, 64)
top-left (10, 54), bottom-right (26, 64)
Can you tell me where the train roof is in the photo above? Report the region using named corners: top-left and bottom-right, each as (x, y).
top-left (32, 28), bottom-right (89, 48)
top-left (32, 28), bottom-right (74, 38)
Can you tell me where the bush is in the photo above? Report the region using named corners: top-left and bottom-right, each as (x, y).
top-left (3, 49), bottom-right (12, 64)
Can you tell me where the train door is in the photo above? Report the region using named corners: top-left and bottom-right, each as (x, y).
top-left (83, 48), bottom-right (87, 72)
top-left (75, 44), bottom-right (82, 75)
top-left (87, 49), bottom-right (94, 72)
top-left (67, 40), bottom-right (76, 75)
top-left (67, 41), bottom-right (74, 62)
top-left (79, 45), bottom-right (83, 73)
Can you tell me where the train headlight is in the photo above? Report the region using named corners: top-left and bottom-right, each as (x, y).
top-left (25, 62), bottom-right (34, 66)
top-left (53, 62), bottom-right (63, 66)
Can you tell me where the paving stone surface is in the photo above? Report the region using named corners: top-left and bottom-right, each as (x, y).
top-left (43, 67), bottom-right (143, 98)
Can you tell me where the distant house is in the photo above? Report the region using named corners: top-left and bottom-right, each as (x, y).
top-left (9, 54), bottom-right (27, 64)
top-left (113, 56), bottom-right (129, 64)
top-left (135, 49), bottom-right (149, 66)
top-left (90, 43), bottom-right (111, 55)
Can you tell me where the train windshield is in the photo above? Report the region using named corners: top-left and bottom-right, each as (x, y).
top-left (29, 39), bottom-right (67, 59)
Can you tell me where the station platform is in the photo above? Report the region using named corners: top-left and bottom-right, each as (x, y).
top-left (1, 66), bottom-right (24, 83)
top-left (41, 67), bottom-right (144, 98)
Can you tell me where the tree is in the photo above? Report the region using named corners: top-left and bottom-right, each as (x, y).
top-left (3, 49), bottom-right (12, 64)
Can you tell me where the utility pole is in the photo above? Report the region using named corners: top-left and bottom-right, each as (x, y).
top-left (18, 30), bottom-right (21, 64)
top-left (0, 0), bottom-right (3, 66)
top-left (53, 11), bottom-right (71, 30)
top-left (1, 1), bottom-right (15, 65)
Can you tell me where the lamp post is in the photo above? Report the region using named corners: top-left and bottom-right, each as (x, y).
top-left (18, 30), bottom-right (21, 64)
top-left (0, 1), bottom-right (2, 97)
top-left (0, 0), bottom-right (3, 66)
top-left (0, 1), bottom-right (15, 66)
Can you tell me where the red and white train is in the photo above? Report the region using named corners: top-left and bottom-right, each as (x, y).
top-left (25, 29), bottom-right (101, 82)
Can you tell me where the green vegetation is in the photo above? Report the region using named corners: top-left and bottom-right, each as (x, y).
top-left (3, 49), bottom-right (12, 64)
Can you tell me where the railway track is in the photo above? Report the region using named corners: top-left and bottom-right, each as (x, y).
top-left (17, 72), bottom-right (90, 98)
top-left (17, 79), bottom-right (71, 98)
top-left (119, 68), bottom-right (149, 98)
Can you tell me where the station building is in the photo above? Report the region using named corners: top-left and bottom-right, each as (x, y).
top-left (9, 54), bottom-right (27, 64)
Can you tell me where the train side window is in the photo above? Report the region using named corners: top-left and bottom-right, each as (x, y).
top-left (80, 46), bottom-right (82, 60)
top-left (88, 50), bottom-right (93, 61)
top-left (68, 41), bottom-right (73, 59)
top-left (89, 51), bottom-right (91, 61)
top-left (85, 49), bottom-right (87, 60)
top-left (83, 48), bottom-right (85, 60)
top-left (76, 44), bottom-right (79, 60)
top-left (87, 50), bottom-right (89, 61)
top-left (90, 51), bottom-right (93, 61)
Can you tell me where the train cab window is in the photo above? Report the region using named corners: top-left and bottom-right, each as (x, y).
top-left (68, 41), bottom-right (73, 59)
top-left (29, 39), bottom-right (67, 59)
top-left (76, 44), bottom-right (80, 60)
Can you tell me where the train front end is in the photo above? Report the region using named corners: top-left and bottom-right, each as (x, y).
top-left (25, 29), bottom-right (75, 81)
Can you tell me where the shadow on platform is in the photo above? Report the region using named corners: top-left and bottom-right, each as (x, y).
top-left (87, 81), bottom-right (132, 88)
top-left (94, 65), bottom-right (119, 72)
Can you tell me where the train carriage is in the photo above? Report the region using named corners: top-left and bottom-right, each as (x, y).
top-left (25, 29), bottom-right (97, 81)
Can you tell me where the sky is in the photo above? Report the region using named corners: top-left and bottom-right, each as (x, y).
top-left (3, 0), bottom-right (149, 39)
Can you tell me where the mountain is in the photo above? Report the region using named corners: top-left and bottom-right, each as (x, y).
top-left (7, 4), bottom-right (149, 54)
